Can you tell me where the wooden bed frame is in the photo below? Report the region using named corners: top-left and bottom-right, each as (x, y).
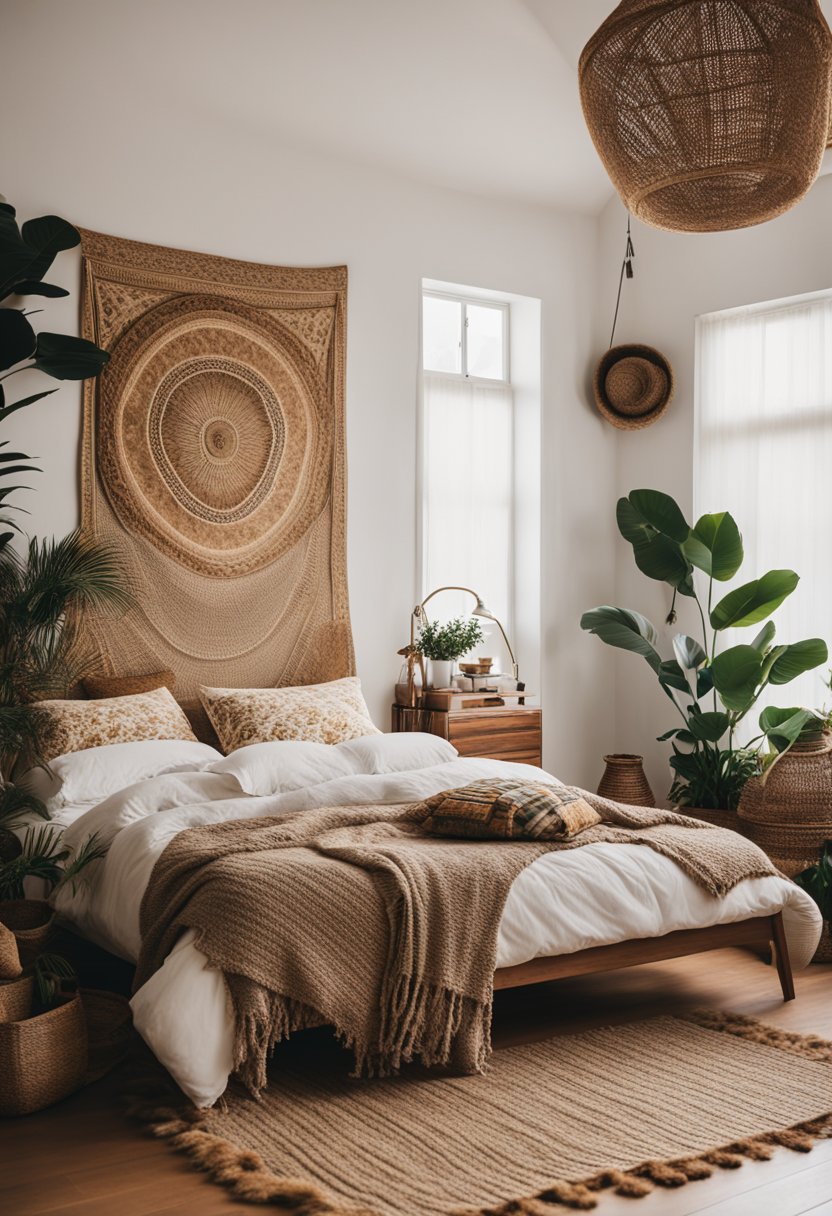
top-left (493, 912), bottom-right (795, 1001)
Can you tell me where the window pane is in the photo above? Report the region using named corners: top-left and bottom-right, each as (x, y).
top-left (423, 295), bottom-right (462, 374)
top-left (422, 376), bottom-right (513, 660)
top-left (696, 293), bottom-right (832, 733)
top-left (466, 304), bottom-right (504, 380)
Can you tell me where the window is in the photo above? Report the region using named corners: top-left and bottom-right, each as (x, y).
top-left (419, 288), bottom-right (514, 647)
top-left (695, 289), bottom-right (832, 719)
top-left (422, 292), bottom-right (508, 382)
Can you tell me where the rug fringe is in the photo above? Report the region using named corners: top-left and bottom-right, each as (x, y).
top-left (125, 1009), bottom-right (832, 1215)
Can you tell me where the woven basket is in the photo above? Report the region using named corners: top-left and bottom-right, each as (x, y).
top-left (579, 0), bottom-right (832, 232)
top-left (681, 806), bottom-right (746, 833)
top-left (0, 981), bottom-right (88, 1116)
top-left (0, 899), bottom-right (55, 966)
top-left (597, 754), bottom-right (655, 807)
top-left (738, 737), bottom-right (832, 876)
top-left (81, 989), bottom-right (134, 1083)
top-left (593, 345), bottom-right (674, 431)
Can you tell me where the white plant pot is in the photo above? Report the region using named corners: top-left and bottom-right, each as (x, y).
top-left (427, 659), bottom-right (454, 689)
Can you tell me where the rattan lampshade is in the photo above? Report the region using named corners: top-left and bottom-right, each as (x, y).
top-left (579, 0), bottom-right (832, 233)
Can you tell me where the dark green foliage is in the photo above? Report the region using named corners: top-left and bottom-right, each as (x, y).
top-left (0, 197), bottom-right (110, 548)
top-left (581, 490), bottom-right (829, 809)
top-left (794, 843), bottom-right (832, 922)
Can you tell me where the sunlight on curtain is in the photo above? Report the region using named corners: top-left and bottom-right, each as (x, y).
top-left (695, 291), bottom-right (832, 726)
top-left (421, 374), bottom-right (514, 639)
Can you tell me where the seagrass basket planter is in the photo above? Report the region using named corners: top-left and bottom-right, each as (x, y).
top-left (0, 976), bottom-right (88, 1116)
top-left (579, 0), bottom-right (832, 232)
top-left (738, 736), bottom-right (832, 876)
top-left (0, 899), bottom-right (55, 966)
top-left (681, 806), bottom-right (746, 833)
top-left (597, 754), bottom-right (655, 806)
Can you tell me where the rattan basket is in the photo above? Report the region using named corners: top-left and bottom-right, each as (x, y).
top-left (0, 899), bottom-right (55, 966)
top-left (81, 988), bottom-right (134, 1082)
top-left (0, 979), bottom-right (88, 1116)
top-left (738, 737), bottom-right (832, 876)
top-left (597, 754), bottom-right (656, 807)
top-left (681, 806), bottom-right (746, 833)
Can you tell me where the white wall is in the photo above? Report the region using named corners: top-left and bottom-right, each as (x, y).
top-left (3, 10), bottom-right (619, 786)
top-left (594, 176), bottom-right (832, 799)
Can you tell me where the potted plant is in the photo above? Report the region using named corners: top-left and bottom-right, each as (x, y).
top-left (0, 946), bottom-right (88, 1116)
top-left (581, 489), bottom-right (828, 823)
top-left (417, 616), bottom-right (485, 689)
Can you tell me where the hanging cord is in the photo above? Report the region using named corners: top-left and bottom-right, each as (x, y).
top-left (609, 214), bottom-right (635, 348)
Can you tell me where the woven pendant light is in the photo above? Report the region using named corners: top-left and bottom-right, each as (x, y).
top-left (579, 0), bottom-right (832, 233)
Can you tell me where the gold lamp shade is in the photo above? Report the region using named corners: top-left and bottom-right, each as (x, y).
top-left (579, 0), bottom-right (832, 233)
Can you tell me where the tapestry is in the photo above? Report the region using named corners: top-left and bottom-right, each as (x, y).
top-left (79, 230), bottom-right (353, 703)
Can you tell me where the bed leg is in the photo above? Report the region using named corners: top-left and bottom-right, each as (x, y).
top-left (770, 913), bottom-right (795, 1001)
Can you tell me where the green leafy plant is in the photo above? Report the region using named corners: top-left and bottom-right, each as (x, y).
top-left (0, 196), bottom-right (110, 552)
top-left (581, 489), bottom-right (828, 810)
top-left (33, 952), bottom-right (78, 1009)
top-left (794, 843), bottom-right (832, 923)
top-left (417, 616), bottom-right (485, 662)
top-left (0, 531), bottom-right (133, 778)
top-left (0, 822), bottom-right (107, 901)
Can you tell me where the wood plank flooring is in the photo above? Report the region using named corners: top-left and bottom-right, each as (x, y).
top-left (2, 949), bottom-right (831, 1216)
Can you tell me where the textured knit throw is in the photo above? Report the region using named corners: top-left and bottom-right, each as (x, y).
top-left (135, 791), bottom-right (779, 1095)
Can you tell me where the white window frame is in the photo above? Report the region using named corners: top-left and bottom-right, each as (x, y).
top-left (422, 289), bottom-right (510, 384)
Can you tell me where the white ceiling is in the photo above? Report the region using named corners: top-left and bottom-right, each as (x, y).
top-left (14, 0), bottom-right (832, 213)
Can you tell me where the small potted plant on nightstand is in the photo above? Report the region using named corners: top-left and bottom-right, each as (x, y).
top-left (417, 616), bottom-right (485, 689)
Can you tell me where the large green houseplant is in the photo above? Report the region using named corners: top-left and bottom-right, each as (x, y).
top-left (0, 195), bottom-right (109, 553)
top-left (581, 490), bottom-right (828, 811)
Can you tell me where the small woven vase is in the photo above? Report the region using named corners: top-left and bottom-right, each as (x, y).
top-left (0, 922), bottom-right (21, 980)
top-left (597, 754), bottom-right (655, 807)
top-left (0, 899), bottom-right (55, 966)
top-left (738, 735), bottom-right (832, 876)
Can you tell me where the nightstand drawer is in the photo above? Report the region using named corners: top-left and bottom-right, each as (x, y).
top-left (448, 708), bottom-right (541, 766)
top-left (391, 704), bottom-right (542, 767)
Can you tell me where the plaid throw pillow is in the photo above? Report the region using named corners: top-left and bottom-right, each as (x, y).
top-left (419, 778), bottom-right (601, 841)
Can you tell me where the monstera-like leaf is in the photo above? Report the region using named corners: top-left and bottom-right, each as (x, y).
top-left (682, 512), bottom-right (743, 581)
top-left (616, 490), bottom-right (694, 595)
top-left (580, 606), bottom-right (662, 673)
top-left (766, 638), bottom-right (829, 685)
top-left (710, 570), bottom-right (799, 630)
top-left (710, 645), bottom-right (763, 711)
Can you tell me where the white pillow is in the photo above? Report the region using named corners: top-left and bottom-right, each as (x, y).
top-left (209, 740), bottom-right (358, 797)
top-left (336, 732), bottom-right (457, 775)
top-left (18, 739), bottom-right (223, 814)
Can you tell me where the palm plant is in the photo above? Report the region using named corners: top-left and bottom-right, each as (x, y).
top-left (0, 531), bottom-right (133, 778)
top-left (581, 490), bottom-right (828, 810)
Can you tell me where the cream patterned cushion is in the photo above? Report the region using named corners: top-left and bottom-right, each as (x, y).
top-left (30, 686), bottom-right (197, 764)
top-left (199, 677), bottom-right (380, 752)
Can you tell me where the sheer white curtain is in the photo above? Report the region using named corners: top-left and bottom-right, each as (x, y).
top-left (420, 374), bottom-right (514, 637)
top-left (695, 291), bottom-right (832, 722)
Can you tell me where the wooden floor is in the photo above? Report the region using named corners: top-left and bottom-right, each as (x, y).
top-left (2, 949), bottom-right (831, 1216)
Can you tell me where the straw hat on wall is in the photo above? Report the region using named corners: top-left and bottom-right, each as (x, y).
top-left (593, 343), bottom-right (674, 430)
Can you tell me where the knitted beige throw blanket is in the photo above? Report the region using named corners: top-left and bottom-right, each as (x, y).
top-left (135, 792), bottom-right (778, 1095)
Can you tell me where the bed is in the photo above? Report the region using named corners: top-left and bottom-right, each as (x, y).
top-left (17, 733), bottom-right (821, 1108)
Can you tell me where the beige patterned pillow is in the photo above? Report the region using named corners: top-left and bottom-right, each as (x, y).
top-left (30, 686), bottom-right (197, 764)
top-left (199, 677), bottom-right (380, 752)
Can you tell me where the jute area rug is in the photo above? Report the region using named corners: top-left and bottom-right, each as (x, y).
top-left (130, 1010), bottom-right (832, 1216)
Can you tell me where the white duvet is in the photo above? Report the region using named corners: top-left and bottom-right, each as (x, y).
top-left (47, 746), bottom-right (822, 1108)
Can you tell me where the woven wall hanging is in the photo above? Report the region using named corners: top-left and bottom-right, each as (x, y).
top-left (79, 231), bottom-right (354, 703)
top-left (579, 0), bottom-right (832, 233)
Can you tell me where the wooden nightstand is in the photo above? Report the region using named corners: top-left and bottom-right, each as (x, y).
top-left (391, 704), bottom-right (542, 766)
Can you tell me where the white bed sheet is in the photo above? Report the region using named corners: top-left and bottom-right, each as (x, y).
top-left (51, 755), bottom-right (822, 1108)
